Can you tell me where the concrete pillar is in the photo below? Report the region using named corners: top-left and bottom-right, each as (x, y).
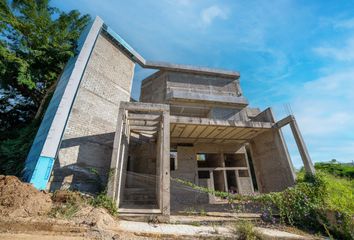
top-left (289, 118), bottom-right (315, 175)
top-left (161, 110), bottom-right (170, 217)
top-left (107, 108), bottom-right (125, 200)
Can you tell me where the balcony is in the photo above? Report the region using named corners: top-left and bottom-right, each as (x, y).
top-left (166, 89), bottom-right (249, 108)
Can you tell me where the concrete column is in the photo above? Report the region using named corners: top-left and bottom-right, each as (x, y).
top-left (274, 114), bottom-right (315, 175)
top-left (107, 108), bottom-right (125, 200)
top-left (219, 153), bottom-right (228, 192)
top-left (117, 129), bottom-right (130, 206)
top-left (289, 118), bottom-right (315, 175)
top-left (161, 110), bottom-right (170, 217)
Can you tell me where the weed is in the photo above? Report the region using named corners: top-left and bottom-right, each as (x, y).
top-left (200, 208), bottom-right (207, 216)
top-left (234, 220), bottom-right (262, 240)
top-left (49, 190), bottom-right (83, 219)
top-left (89, 192), bottom-right (118, 216)
top-left (190, 221), bottom-right (201, 227)
top-left (184, 207), bottom-right (197, 215)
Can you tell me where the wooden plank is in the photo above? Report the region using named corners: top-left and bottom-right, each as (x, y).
top-left (237, 129), bottom-right (256, 139)
top-left (171, 124), bottom-right (185, 137)
top-left (189, 125), bottom-right (207, 138)
top-left (240, 129), bottom-right (262, 140)
top-left (199, 126), bottom-right (217, 138)
top-left (180, 125), bottom-right (197, 138)
top-left (223, 128), bottom-right (244, 139)
top-left (170, 124), bottom-right (176, 134)
top-left (216, 127), bottom-right (235, 138)
top-left (207, 127), bottom-right (226, 138)
top-left (247, 129), bottom-right (267, 139)
top-left (231, 128), bottom-right (249, 139)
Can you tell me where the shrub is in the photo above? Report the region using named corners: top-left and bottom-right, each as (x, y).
top-left (315, 161), bottom-right (354, 179)
top-left (259, 172), bottom-right (354, 239)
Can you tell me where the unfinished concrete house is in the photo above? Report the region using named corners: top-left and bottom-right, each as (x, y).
top-left (24, 17), bottom-right (315, 220)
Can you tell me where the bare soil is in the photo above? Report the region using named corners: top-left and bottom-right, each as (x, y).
top-left (0, 175), bottom-right (52, 217)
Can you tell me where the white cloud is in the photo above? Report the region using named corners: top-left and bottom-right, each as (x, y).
top-left (278, 68), bottom-right (354, 165)
top-left (173, 0), bottom-right (194, 6)
top-left (291, 70), bottom-right (354, 136)
top-left (200, 5), bottom-right (228, 25)
top-left (334, 18), bottom-right (354, 29)
top-left (313, 36), bottom-right (354, 61)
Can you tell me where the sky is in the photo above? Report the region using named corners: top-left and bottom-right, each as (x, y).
top-left (53, 0), bottom-right (354, 168)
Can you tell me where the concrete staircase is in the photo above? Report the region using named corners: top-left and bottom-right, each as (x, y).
top-left (121, 187), bottom-right (157, 207)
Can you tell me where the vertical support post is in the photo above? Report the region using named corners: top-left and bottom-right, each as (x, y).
top-left (107, 108), bottom-right (125, 200)
top-left (209, 170), bottom-right (216, 203)
top-left (161, 110), bottom-right (170, 217)
top-left (221, 153), bottom-right (228, 192)
top-left (235, 170), bottom-right (241, 193)
top-left (243, 147), bottom-right (255, 193)
top-left (289, 118), bottom-right (315, 175)
top-left (117, 125), bottom-right (130, 206)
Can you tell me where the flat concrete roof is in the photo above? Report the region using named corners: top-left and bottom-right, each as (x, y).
top-left (101, 24), bottom-right (239, 79)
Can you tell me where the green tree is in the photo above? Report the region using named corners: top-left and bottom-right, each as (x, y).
top-left (0, 0), bottom-right (90, 175)
top-left (0, 0), bottom-right (90, 130)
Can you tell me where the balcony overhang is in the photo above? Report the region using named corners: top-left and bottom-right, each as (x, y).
top-left (170, 115), bottom-right (272, 144)
top-left (166, 89), bottom-right (249, 108)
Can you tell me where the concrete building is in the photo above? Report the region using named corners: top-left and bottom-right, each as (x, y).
top-left (24, 17), bottom-right (315, 221)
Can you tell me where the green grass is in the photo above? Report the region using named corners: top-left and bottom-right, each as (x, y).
top-left (324, 173), bottom-right (354, 215)
top-left (89, 193), bottom-right (118, 216)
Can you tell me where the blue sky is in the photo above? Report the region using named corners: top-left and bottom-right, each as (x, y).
top-left (54, 0), bottom-right (354, 168)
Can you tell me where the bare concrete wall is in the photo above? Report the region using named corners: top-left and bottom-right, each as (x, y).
top-left (49, 33), bottom-right (135, 193)
top-left (250, 108), bottom-right (296, 193)
top-left (170, 146), bottom-right (199, 211)
top-left (166, 72), bottom-right (240, 97)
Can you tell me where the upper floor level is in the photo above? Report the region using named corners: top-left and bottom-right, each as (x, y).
top-left (140, 70), bottom-right (249, 119)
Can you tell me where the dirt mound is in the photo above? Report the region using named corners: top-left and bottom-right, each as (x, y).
top-left (73, 206), bottom-right (118, 230)
top-left (0, 175), bottom-right (52, 218)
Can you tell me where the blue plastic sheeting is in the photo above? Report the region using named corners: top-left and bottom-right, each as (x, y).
top-left (23, 18), bottom-right (97, 186)
top-left (29, 156), bottom-right (55, 190)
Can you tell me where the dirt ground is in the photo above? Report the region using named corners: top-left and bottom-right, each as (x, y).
top-left (0, 176), bottom-right (318, 240)
top-left (0, 175), bottom-right (52, 217)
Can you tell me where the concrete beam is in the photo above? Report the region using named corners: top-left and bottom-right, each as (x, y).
top-left (166, 89), bottom-right (248, 107)
top-left (170, 116), bottom-right (273, 128)
top-left (129, 126), bottom-right (159, 131)
top-left (289, 119), bottom-right (316, 175)
top-left (273, 115), bottom-right (294, 129)
top-left (127, 114), bottom-right (161, 121)
top-left (274, 115), bottom-right (315, 175)
top-left (120, 101), bottom-right (169, 112)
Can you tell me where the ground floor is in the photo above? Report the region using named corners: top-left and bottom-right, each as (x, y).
top-left (105, 102), bottom-right (315, 220)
